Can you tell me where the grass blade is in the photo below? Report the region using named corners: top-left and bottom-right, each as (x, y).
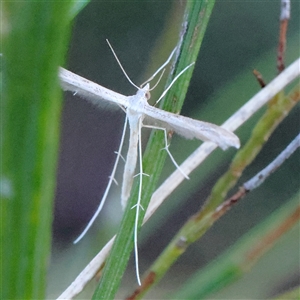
top-left (1, 3), bottom-right (74, 299)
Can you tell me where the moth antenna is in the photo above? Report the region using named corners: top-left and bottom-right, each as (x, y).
top-left (140, 46), bottom-right (177, 87)
top-left (106, 39), bottom-right (140, 90)
top-left (149, 69), bottom-right (165, 91)
top-left (155, 62), bottom-right (195, 105)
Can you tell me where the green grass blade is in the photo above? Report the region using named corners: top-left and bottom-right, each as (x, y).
top-left (1, 3), bottom-right (74, 299)
top-left (92, 1), bottom-right (216, 299)
top-left (69, 1), bottom-right (90, 20)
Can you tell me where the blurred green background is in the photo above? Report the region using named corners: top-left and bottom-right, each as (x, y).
top-left (48, 1), bottom-right (299, 299)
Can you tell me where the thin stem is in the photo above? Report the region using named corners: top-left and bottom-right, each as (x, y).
top-left (244, 133), bottom-right (300, 191)
top-left (277, 0), bottom-right (290, 73)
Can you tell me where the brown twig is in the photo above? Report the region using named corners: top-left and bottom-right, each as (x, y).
top-left (125, 272), bottom-right (156, 300)
top-left (253, 69), bottom-right (266, 88)
top-left (277, 0), bottom-right (290, 73)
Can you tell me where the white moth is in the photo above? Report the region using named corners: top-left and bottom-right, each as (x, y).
top-left (59, 41), bottom-right (240, 284)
